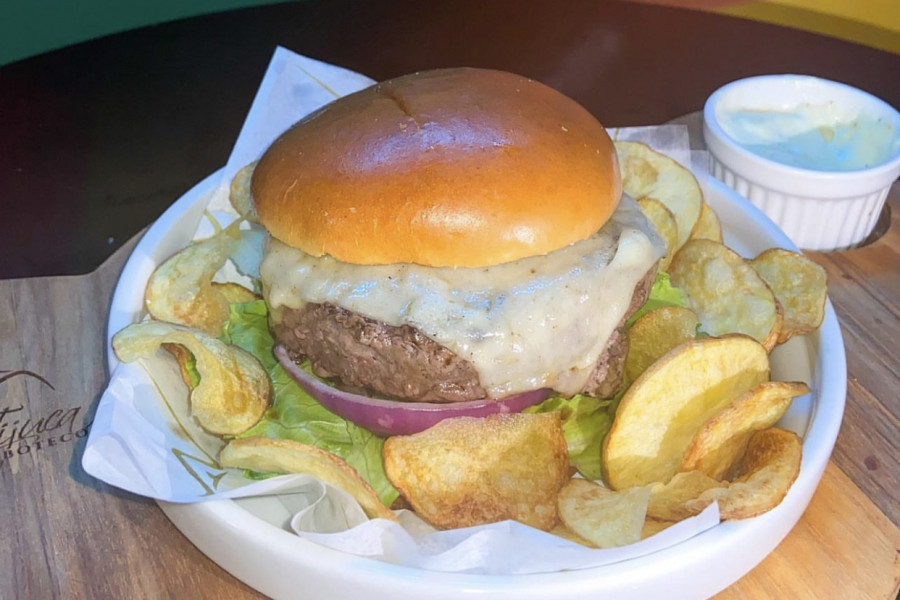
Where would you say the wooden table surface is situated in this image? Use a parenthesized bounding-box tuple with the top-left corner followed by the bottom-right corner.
(1, 1, 898, 598)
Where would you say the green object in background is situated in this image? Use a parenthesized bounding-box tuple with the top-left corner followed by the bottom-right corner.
(0, 0, 287, 66)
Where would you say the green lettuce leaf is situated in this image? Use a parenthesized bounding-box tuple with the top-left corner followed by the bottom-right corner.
(181, 349, 201, 389)
(627, 271, 686, 326)
(525, 393, 613, 480)
(221, 300, 399, 506)
(525, 271, 686, 481)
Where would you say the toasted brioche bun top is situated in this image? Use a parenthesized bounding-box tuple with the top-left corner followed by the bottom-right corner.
(251, 68, 620, 267)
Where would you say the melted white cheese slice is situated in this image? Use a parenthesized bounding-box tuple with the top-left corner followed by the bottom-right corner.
(261, 196, 664, 397)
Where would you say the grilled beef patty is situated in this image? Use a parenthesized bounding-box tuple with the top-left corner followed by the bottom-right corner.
(271, 267, 656, 403)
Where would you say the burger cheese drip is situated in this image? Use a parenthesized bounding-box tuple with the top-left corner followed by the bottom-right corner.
(260, 195, 664, 399)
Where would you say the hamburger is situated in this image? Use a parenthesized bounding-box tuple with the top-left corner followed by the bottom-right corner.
(242, 68, 665, 423)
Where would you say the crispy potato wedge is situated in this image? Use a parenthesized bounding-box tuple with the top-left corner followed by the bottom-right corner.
(647, 470, 726, 521)
(750, 248, 828, 343)
(680, 381, 810, 479)
(383, 413, 569, 531)
(229, 162, 259, 222)
(558, 478, 651, 549)
(687, 428, 802, 519)
(112, 321, 270, 435)
(616, 141, 703, 251)
(145, 231, 239, 337)
(603, 335, 770, 489)
(690, 202, 724, 243)
(637, 196, 679, 271)
(625, 306, 700, 382)
(670, 239, 782, 351)
(220, 436, 397, 521)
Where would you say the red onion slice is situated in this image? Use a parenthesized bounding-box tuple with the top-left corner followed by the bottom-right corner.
(274, 345, 551, 436)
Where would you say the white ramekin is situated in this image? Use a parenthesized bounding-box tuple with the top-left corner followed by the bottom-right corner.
(703, 74, 900, 251)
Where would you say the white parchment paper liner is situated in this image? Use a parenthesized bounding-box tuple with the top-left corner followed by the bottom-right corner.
(84, 46, 721, 575)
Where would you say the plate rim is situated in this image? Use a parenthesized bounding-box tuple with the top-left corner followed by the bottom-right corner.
(103, 169, 846, 599)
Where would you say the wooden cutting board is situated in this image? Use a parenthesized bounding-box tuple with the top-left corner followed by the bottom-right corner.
(715, 462, 900, 599)
(1, 235, 898, 599)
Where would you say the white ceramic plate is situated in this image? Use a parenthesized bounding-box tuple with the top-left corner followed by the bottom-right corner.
(106, 170, 846, 600)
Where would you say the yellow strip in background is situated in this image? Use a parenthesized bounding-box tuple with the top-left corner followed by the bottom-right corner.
(716, 0, 900, 55)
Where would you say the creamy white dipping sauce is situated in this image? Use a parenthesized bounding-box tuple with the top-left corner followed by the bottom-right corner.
(717, 103, 899, 171)
(260, 196, 664, 398)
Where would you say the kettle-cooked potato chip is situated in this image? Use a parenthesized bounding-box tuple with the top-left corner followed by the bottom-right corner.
(647, 470, 726, 521)
(213, 281, 259, 304)
(558, 478, 651, 548)
(549, 522, 596, 547)
(680, 381, 810, 479)
(670, 239, 782, 351)
(637, 196, 679, 271)
(603, 335, 770, 490)
(625, 305, 700, 382)
(641, 517, 675, 539)
(616, 141, 703, 251)
(112, 321, 270, 435)
(750, 248, 827, 344)
(383, 412, 569, 531)
(686, 427, 802, 519)
(551, 514, 672, 546)
(690, 201, 724, 243)
(220, 437, 397, 521)
(145, 230, 241, 337)
(229, 162, 259, 222)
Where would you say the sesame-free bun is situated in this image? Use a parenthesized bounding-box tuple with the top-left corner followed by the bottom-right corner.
(252, 68, 620, 267)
